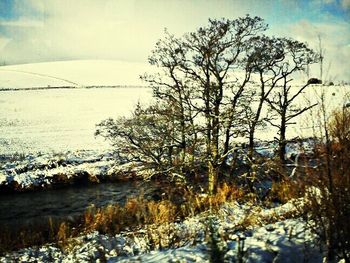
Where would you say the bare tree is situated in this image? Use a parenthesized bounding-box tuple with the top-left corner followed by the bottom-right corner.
(242, 35, 286, 160)
(96, 102, 182, 175)
(265, 39, 319, 163)
(97, 16, 318, 193)
(143, 16, 268, 193)
(141, 30, 200, 174)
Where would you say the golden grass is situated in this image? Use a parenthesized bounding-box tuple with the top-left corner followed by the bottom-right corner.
(0, 178, 303, 254)
(80, 182, 244, 236)
(0, 182, 246, 253)
(268, 179, 305, 204)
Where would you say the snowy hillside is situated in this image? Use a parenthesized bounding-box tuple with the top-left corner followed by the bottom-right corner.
(0, 59, 349, 155)
(0, 60, 152, 89)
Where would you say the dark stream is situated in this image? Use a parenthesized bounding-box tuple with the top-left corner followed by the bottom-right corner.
(0, 181, 156, 229)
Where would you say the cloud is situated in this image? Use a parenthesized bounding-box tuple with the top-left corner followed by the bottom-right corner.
(0, 18, 43, 27)
(341, 0, 350, 9)
(0, 0, 250, 64)
(0, 0, 348, 81)
(286, 19, 350, 81)
(0, 0, 152, 63)
(0, 37, 10, 50)
(322, 0, 335, 4)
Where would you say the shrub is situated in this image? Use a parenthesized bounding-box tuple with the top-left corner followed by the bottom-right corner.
(268, 179, 305, 203)
(303, 166, 350, 261)
(329, 108, 350, 147)
(307, 78, 322, 85)
(300, 107, 350, 261)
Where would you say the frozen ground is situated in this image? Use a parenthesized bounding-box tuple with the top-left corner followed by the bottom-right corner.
(0, 200, 326, 262)
(0, 150, 149, 191)
(0, 137, 316, 192)
(0, 60, 152, 88)
(0, 61, 346, 262)
(0, 60, 153, 154)
(1, 60, 349, 155)
(0, 150, 109, 190)
(0, 87, 152, 154)
(1, 84, 348, 155)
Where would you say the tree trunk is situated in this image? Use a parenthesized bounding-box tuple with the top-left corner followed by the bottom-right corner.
(209, 109, 220, 195)
(248, 128, 255, 161)
(326, 226, 335, 262)
(248, 90, 264, 162)
(279, 116, 286, 164)
(208, 159, 217, 195)
(179, 115, 186, 172)
(221, 119, 232, 171)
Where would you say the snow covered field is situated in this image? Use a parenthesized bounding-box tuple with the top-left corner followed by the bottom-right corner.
(0, 60, 348, 155)
(0, 87, 152, 154)
(0, 60, 152, 89)
(0, 60, 156, 154)
(0, 60, 348, 191)
(0, 60, 347, 262)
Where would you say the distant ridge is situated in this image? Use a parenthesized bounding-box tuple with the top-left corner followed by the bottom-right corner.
(0, 85, 149, 92)
(0, 68, 79, 86)
(0, 60, 152, 89)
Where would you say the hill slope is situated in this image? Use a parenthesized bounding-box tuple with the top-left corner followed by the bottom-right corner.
(0, 60, 152, 89)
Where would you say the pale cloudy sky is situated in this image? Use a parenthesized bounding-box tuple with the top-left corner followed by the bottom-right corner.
(0, 0, 349, 81)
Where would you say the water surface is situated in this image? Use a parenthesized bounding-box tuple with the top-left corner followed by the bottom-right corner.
(0, 181, 156, 228)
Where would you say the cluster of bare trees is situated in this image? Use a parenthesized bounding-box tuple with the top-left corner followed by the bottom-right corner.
(96, 15, 318, 193)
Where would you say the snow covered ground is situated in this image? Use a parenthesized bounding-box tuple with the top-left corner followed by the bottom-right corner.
(0, 200, 325, 262)
(0, 150, 109, 190)
(0, 138, 316, 192)
(1, 84, 348, 155)
(0, 60, 152, 89)
(0, 59, 346, 190)
(0, 87, 152, 154)
(1, 60, 347, 262)
(1, 60, 349, 155)
(0, 60, 154, 154)
(0, 150, 149, 191)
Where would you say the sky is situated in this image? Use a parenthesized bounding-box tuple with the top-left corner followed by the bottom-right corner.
(0, 0, 349, 81)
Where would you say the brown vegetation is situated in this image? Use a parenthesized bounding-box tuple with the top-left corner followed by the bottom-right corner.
(0, 182, 244, 254)
(301, 107, 350, 262)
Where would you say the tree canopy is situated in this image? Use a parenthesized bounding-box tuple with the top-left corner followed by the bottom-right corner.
(96, 15, 318, 193)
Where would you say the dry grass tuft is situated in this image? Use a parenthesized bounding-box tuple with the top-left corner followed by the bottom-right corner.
(268, 179, 305, 204)
(180, 182, 245, 217)
(81, 182, 244, 236)
(283, 107, 350, 261)
(0, 180, 265, 254)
